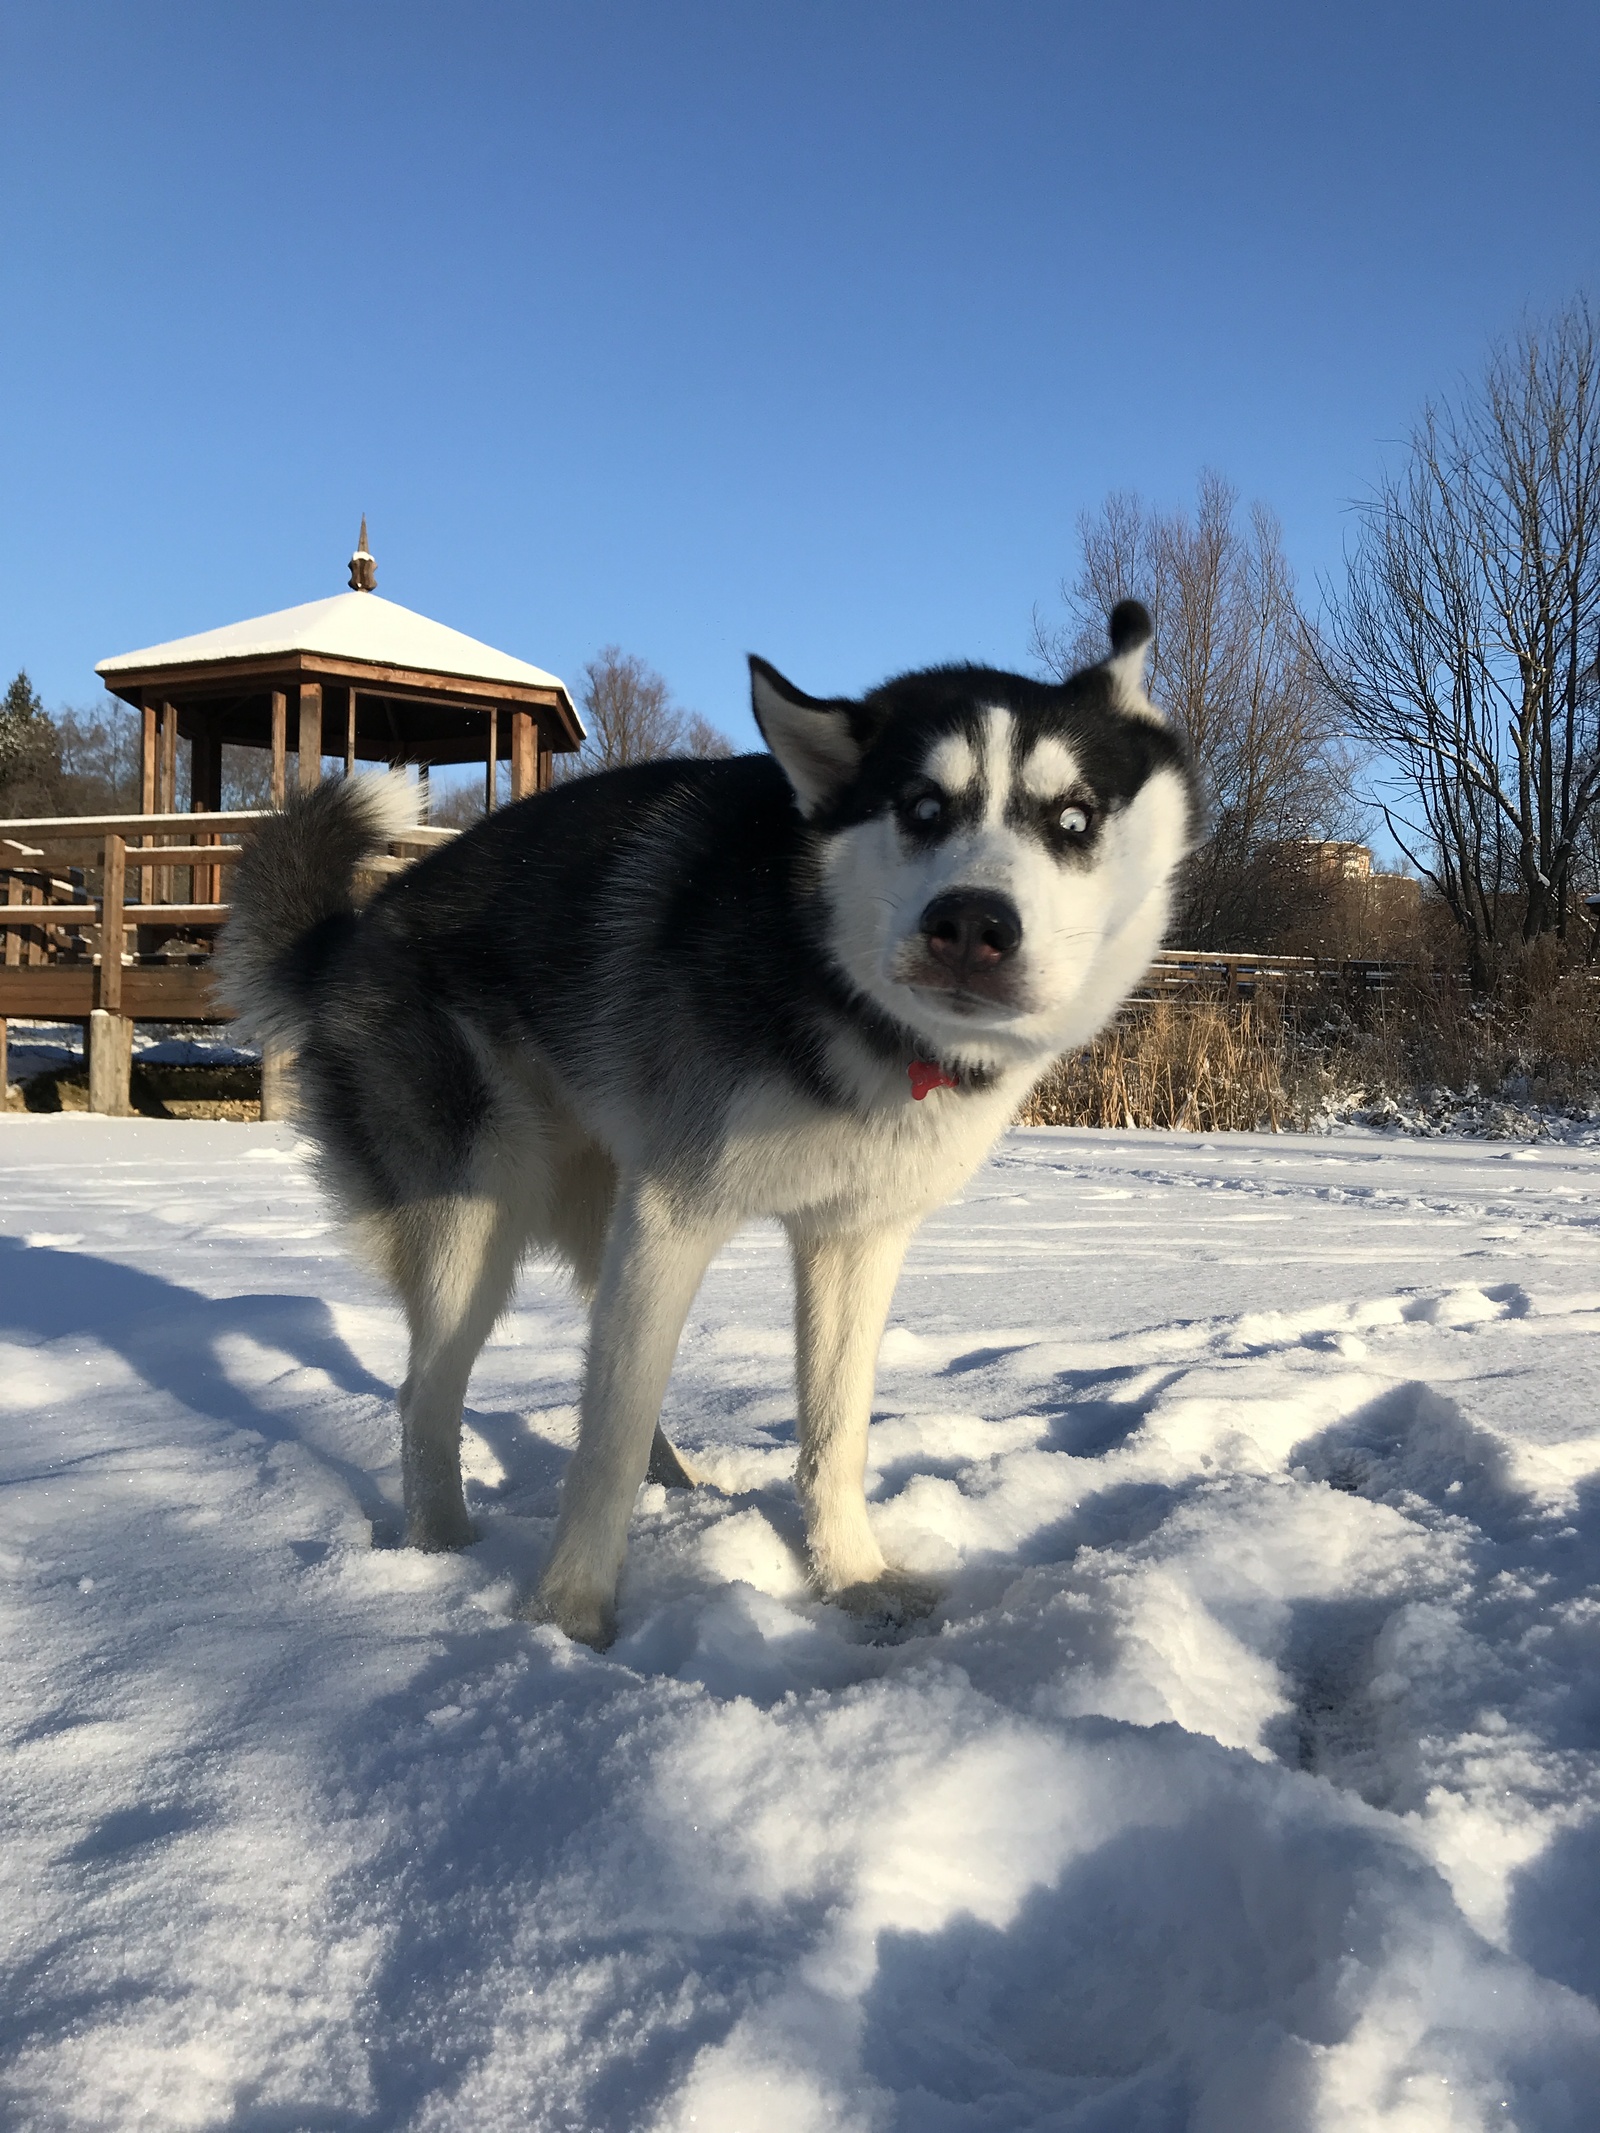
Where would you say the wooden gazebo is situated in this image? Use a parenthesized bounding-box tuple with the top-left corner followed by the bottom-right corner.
(95, 524, 584, 812)
(1, 531, 584, 1115)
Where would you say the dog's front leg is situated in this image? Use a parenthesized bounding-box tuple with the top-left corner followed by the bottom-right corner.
(788, 1220, 916, 1600)
(532, 1177, 730, 1647)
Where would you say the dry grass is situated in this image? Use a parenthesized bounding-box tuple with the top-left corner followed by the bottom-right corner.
(1022, 964, 1600, 1132)
(1305, 954, 1600, 1110)
(1021, 997, 1299, 1131)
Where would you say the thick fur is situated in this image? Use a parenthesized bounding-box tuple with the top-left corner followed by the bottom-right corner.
(224, 611, 1195, 1645)
(220, 772, 417, 1051)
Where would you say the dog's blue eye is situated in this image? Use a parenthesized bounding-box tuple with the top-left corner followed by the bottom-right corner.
(913, 795, 942, 824)
(1059, 804, 1091, 835)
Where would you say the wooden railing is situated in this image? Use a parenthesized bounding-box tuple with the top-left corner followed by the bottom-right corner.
(1, 810, 456, 1010)
(1, 809, 457, 1112)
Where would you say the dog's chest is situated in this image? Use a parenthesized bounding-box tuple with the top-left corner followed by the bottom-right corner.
(712, 1076, 1019, 1225)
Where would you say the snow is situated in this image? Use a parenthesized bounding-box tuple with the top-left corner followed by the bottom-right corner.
(1, 1116, 1598, 2130)
(94, 590, 578, 724)
(5, 1023, 259, 1085)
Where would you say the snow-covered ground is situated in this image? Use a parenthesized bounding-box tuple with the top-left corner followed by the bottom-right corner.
(2, 1116, 1598, 2131)
(3, 1022, 260, 1087)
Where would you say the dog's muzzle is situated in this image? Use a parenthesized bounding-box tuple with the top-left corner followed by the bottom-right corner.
(913, 889, 1024, 1005)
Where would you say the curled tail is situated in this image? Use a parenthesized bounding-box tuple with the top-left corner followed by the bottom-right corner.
(220, 774, 415, 1046)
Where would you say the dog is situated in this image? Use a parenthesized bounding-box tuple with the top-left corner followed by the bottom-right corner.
(223, 600, 1194, 1646)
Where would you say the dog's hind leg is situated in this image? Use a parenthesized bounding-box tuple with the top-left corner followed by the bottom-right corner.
(544, 1141, 698, 1493)
(532, 1176, 731, 1645)
(379, 1194, 529, 1551)
(787, 1219, 916, 1599)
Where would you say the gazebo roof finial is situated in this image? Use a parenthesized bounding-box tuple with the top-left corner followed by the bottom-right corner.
(348, 516, 377, 593)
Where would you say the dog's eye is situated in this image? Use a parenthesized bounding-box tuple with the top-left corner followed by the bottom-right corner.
(1058, 803, 1091, 836)
(912, 794, 943, 824)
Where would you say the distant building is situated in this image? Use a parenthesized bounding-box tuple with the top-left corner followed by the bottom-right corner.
(1295, 840, 1373, 883)
(1281, 840, 1420, 916)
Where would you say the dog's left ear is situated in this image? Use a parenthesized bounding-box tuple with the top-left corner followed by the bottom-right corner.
(749, 656, 860, 814)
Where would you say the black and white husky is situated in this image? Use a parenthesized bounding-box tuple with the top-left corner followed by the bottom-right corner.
(224, 602, 1194, 1646)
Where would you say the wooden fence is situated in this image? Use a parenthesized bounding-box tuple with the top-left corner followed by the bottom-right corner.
(1131, 948, 1408, 1001)
(1, 809, 454, 1113)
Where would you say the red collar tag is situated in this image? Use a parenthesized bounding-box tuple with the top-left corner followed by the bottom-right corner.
(909, 1059, 960, 1101)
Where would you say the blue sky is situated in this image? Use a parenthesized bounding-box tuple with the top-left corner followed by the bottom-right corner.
(3, 1, 1598, 753)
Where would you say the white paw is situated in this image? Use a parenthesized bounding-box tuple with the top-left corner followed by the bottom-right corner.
(524, 1578, 617, 1650)
(829, 1570, 942, 1637)
(806, 1532, 889, 1597)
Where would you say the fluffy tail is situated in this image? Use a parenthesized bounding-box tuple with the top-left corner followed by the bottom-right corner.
(219, 774, 416, 1046)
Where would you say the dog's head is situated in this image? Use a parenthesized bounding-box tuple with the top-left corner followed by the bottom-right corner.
(750, 603, 1196, 1070)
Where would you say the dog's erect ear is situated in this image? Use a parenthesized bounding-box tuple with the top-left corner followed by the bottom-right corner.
(1102, 599, 1163, 720)
(749, 656, 861, 814)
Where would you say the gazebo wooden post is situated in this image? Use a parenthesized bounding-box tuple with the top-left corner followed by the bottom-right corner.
(264, 689, 297, 1116)
(140, 699, 158, 812)
(509, 708, 536, 801)
(157, 702, 177, 809)
(135, 700, 159, 935)
(485, 705, 498, 812)
(270, 692, 287, 807)
(344, 687, 357, 778)
(538, 739, 554, 792)
(297, 683, 323, 793)
(155, 702, 177, 902)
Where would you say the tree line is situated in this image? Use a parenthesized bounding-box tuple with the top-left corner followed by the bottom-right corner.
(1034, 298, 1600, 985)
(1319, 299, 1600, 988)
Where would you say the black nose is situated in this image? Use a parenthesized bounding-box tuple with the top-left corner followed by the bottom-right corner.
(919, 890, 1023, 976)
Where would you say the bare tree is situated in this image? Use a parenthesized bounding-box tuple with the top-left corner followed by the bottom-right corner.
(53, 701, 143, 811)
(556, 646, 732, 781)
(1034, 473, 1356, 946)
(218, 745, 276, 811)
(1320, 300, 1600, 987)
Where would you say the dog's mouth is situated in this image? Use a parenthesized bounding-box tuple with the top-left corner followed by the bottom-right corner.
(902, 962, 1029, 1019)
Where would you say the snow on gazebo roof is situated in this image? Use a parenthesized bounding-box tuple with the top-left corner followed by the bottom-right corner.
(96, 589, 574, 710)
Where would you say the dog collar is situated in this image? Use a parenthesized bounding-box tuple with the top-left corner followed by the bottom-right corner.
(908, 1059, 961, 1101)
